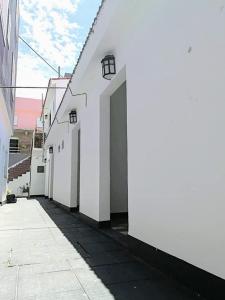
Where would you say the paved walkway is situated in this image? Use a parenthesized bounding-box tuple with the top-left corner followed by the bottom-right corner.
(0, 198, 204, 300)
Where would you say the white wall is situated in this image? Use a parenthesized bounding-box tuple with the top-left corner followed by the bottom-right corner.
(44, 0, 225, 280)
(43, 78, 69, 135)
(49, 123, 74, 207)
(0, 90, 12, 203)
(125, 0, 225, 280)
(30, 149, 45, 196)
(8, 171, 30, 197)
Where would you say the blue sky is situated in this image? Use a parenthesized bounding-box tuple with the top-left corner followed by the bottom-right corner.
(17, 0, 102, 99)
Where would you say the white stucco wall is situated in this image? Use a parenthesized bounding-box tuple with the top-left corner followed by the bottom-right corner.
(44, 78, 69, 135)
(48, 123, 73, 207)
(0, 90, 12, 203)
(8, 171, 30, 197)
(44, 0, 225, 280)
(0, 124, 9, 203)
(30, 149, 45, 196)
(125, 0, 225, 280)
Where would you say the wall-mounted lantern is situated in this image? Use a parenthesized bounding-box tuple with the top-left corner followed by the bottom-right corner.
(44, 158, 47, 163)
(49, 146, 53, 154)
(44, 114, 48, 119)
(69, 110, 77, 124)
(101, 55, 116, 80)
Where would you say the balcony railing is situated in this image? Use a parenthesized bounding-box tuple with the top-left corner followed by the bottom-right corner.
(9, 147, 20, 153)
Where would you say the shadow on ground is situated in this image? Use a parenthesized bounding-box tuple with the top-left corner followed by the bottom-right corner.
(34, 197, 204, 300)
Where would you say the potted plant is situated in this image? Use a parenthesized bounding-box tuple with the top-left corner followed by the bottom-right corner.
(22, 183, 29, 196)
(6, 189, 16, 203)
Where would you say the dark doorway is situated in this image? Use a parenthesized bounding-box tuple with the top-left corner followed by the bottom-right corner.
(9, 138, 19, 153)
(77, 129, 81, 208)
(110, 81, 128, 234)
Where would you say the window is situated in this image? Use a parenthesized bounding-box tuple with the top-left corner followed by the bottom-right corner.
(11, 53, 16, 102)
(37, 166, 44, 173)
(14, 115, 18, 126)
(7, 10, 11, 48)
(36, 117, 42, 128)
(9, 138, 19, 153)
(49, 112, 51, 128)
(4, 150, 8, 178)
(34, 132, 43, 148)
(62, 140, 64, 149)
(0, 0, 9, 44)
(58, 145, 60, 152)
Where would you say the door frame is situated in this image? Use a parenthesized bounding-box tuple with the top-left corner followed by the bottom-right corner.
(99, 66, 127, 222)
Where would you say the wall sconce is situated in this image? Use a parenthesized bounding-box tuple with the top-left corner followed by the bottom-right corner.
(49, 146, 53, 154)
(101, 55, 116, 80)
(69, 110, 77, 124)
(44, 114, 48, 119)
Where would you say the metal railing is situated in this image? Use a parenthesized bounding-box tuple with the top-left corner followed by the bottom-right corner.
(9, 147, 20, 153)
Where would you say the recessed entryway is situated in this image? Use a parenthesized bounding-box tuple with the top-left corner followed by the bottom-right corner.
(110, 81, 128, 234)
(71, 126, 81, 210)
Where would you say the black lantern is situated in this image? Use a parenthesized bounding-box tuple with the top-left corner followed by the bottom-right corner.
(49, 146, 53, 154)
(69, 110, 77, 124)
(44, 114, 48, 119)
(101, 55, 116, 80)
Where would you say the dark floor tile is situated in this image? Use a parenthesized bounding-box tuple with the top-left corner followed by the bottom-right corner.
(85, 250, 135, 267)
(79, 241, 123, 254)
(107, 279, 200, 300)
(89, 261, 157, 284)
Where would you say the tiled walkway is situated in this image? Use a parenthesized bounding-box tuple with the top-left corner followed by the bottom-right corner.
(0, 198, 204, 300)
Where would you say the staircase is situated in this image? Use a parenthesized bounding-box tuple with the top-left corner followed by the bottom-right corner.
(8, 157, 31, 182)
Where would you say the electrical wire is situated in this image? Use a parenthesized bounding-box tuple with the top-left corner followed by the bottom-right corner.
(19, 35, 60, 76)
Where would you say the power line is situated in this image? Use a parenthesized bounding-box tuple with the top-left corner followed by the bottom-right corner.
(0, 86, 66, 89)
(19, 35, 60, 76)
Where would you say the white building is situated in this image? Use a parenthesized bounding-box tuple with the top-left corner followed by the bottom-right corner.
(0, 1, 19, 203)
(43, 0, 225, 295)
(43, 76, 70, 199)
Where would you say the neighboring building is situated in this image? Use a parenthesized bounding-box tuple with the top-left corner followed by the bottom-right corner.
(9, 97, 42, 154)
(42, 76, 70, 199)
(8, 97, 44, 197)
(0, 0, 19, 204)
(9, 77, 69, 198)
(43, 0, 225, 297)
(43, 77, 70, 138)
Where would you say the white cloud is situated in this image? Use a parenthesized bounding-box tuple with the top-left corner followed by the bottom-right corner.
(16, 0, 81, 99)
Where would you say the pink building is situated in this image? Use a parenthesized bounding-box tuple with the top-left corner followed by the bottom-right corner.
(9, 97, 43, 154)
(14, 97, 42, 130)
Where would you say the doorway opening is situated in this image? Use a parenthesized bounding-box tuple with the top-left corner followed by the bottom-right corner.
(48, 153, 54, 200)
(77, 129, 81, 208)
(71, 126, 81, 210)
(110, 81, 128, 235)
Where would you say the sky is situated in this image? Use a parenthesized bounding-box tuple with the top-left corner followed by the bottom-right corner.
(16, 0, 102, 99)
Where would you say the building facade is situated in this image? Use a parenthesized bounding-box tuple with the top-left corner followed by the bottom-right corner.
(8, 97, 44, 197)
(0, 0, 19, 203)
(42, 76, 70, 199)
(43, 0, 225, 295)
(9, 97, 42, 154)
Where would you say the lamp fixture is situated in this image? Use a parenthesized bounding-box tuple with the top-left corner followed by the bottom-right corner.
(49, 146, 53, 154)
(101, 55, 116, 80)
(69, 110, 77, 124)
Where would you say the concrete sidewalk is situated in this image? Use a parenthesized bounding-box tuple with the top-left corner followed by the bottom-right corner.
(0, 198, 204, 300)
